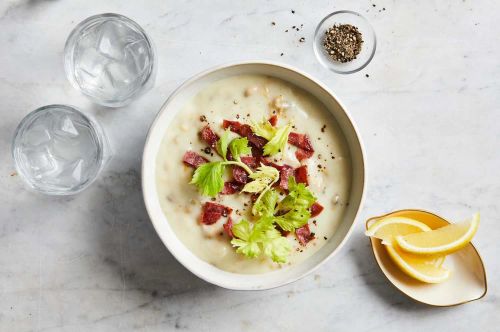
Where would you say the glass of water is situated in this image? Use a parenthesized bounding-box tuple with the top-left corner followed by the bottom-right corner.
(12, 105, 111, 195)
(64, 13, 156, 107)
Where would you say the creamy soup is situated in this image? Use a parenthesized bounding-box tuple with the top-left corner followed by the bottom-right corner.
(156, 74, 351, 274)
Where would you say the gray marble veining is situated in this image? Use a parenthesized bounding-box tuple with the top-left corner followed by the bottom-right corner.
(0, 0, 499, 331)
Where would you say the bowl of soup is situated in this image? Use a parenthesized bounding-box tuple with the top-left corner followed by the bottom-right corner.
(142, 62, 365, 289)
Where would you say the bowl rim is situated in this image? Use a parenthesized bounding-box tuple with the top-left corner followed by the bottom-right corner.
(141, 60, 366, 290)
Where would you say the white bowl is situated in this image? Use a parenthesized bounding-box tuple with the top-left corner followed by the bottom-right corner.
(142, 61, 366, 290)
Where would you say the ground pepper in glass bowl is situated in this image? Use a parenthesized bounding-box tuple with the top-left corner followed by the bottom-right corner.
(313, 11, 376, 74)
(323, 24, 363, 63)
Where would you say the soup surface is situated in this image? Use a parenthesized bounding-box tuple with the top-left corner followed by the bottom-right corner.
(156, 74, 351, 273)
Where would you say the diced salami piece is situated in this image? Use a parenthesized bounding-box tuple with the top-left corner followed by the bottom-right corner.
(221, 181, 243, 195)
(238, 124, 253, 137)
(251, 146, 264, 159)
(247, 133, 267, 149)
(223, 119, 242, 133)
(295, 148, 314, 161)
(294, 165, 309, 186)
(240, 156, 259, 169)
(276, 225, 290, 237)
(200, 202, 233, 225)
(222, 119, 267, 149)
(200, 125, 219, 148)
(182, 151, 208, 168)
(268, 115, 278, 126)
(232, 166, 249, 184)
(296, 224, 315, 246)
(288, 132, 314, 152)
(310, 202, 324, 217)
(261, 159, 280, 169)
(250, 193, 259, 203)
(223, 217, 234, 238)
(201, 211, 222, 225)
(278, 165, 294, 190)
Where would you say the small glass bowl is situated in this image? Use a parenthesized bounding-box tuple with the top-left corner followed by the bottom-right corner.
(313, 10, 376, 74)
(12, 105, 111, 195)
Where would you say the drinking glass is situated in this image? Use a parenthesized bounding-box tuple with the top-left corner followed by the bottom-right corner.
(64, 13, 156, 107)
(12, 105, 111, 195)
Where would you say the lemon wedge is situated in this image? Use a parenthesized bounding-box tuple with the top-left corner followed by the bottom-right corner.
(385, 245, 450, 283)
(365, 216, 431, 244)
(395, 213, 480, 255)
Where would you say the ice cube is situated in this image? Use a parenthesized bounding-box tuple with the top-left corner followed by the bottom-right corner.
(49, 134, 82, 162)
(105, 62, 138, 97)
(71, 159, 84, 182)
(22, 124, 51, 147)
(97, 21, 138, 61)
(74, 47, 108, 78)
(21, 146, 57, 178)
(77, 23, 104, 50)
(60, 116, 79, 137)
(124, 38, 150, 75)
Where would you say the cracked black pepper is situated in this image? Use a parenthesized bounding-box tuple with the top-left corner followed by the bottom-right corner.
(323, 24, 363, 63)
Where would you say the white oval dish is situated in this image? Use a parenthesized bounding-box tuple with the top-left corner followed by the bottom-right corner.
(142, 62, 366, 290)
(366, 210, 487, 306)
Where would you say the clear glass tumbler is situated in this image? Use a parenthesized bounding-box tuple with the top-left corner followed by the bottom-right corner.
(12, 105, 111, 195)
(64, 13, 156, 107)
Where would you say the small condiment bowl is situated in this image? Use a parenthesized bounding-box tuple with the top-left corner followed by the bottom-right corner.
(313, 10, 376, 74)
(366, 209, 487, 306)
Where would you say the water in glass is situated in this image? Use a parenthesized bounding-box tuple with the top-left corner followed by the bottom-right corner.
(12, 105, 107, 195)
(65, 14, 155, 107)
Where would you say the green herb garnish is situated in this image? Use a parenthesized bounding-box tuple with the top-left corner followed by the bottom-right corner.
(274, 208, 311, 232)
(231, 217, 292, 263)
(232, 177, 316, 262)
(250, 119, 276, 140)
(242, 165, 279, 193)
(252, 189, 279, 217)
(248, 120, 292, 157)
(241, 165, 280, 215)
(262, 123, 292, 156)
(190, 133, 254, 197)
(216, 129, 232, 161)
(278, 176, 316, 212)
(190, 162, 226, 197)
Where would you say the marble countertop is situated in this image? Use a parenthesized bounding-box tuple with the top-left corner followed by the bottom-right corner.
(1, 0, 499, 331)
